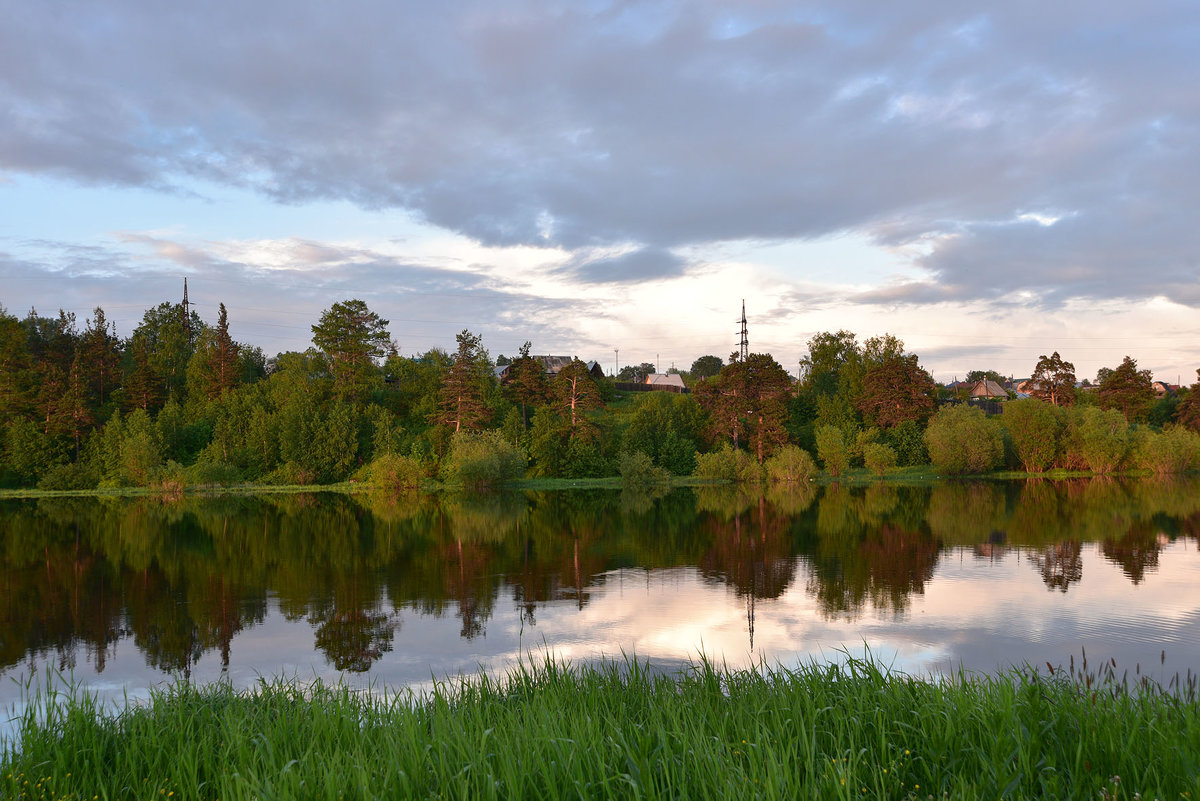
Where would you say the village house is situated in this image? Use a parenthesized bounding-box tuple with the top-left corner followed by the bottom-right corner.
(493, 355, 605, 383)
(644, 373, 687, 392)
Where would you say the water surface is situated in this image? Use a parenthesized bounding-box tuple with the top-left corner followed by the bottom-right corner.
(3, 478, 1199, 736)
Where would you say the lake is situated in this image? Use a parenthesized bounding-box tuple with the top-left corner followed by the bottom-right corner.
(3, 478, 1199, 737)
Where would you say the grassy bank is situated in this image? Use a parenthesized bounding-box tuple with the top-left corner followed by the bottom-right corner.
(0, 468, 1143, 500)
(4, 658, 1198, 800)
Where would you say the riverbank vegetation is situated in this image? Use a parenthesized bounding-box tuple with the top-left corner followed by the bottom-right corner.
(3, 298, 1200, 493)
(3, 655, 1197, 800)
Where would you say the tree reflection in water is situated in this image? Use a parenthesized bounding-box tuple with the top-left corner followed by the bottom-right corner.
(1, 476, 1199, 677)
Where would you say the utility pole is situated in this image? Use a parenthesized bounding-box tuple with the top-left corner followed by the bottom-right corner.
(614, 348, 619, 377)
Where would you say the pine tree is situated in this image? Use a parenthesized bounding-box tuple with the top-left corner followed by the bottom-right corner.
(189, 302, 241, 401)
(0, 306, 32, 420)
(124, 333, 162, 412)
(1030, 352, 1077, 407)
(1098, 356, 1154, 423)
(435, 330, 491, 432)
(553, 358, 602, 432)
(506, 341, 549, 429)
(311, 299, 392, 400)
(79, 306, 122, 410)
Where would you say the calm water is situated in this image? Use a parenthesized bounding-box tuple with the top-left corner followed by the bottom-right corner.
(3, 478, 1200, 734)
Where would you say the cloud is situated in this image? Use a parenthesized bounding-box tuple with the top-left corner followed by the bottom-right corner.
(558, 247, 689, 283)
(2, 2, 1199, 303)
(0, 234, 604, 358)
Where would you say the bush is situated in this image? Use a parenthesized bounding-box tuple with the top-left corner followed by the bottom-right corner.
(884, 420, 928, 466)
(692, 446, 762, 484)
(440, 430, 526, 489)
(764, 445, 818, 483)
(617, 451, 670, 487)
(862, 443, 898, 476)
(1002, 399, 1064, 472)
(924, 405, 1003, 475)
(1133, 425, 1200, 475)
(364, 453, 426, 493)
(36, 461, 97, 491)
(1063, 407, 1129, 474)
(185, 460, 243, 487)
(814, 425, 850, 477)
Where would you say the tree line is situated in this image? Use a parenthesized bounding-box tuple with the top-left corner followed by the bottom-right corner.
(2, 297, 1200, 490)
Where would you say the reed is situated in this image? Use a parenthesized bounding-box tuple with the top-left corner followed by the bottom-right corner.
(3, 655, 1198, 800)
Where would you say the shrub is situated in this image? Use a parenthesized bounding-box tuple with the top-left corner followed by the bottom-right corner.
(36, 462, 97, 491)
(1133, 425, 1200, 475)
(764, 445, 818, 483)
(814, 425, 850, 477)
(862, 443, 898, 476)
(1063, 407, 1129, 474)
(617, 451, 670, 487)
(1002, 399, 1064, 472)
(923, 405, 1003, 474)
(185, 460, 243, 487)
(440, 430, 526, 489)
(692, 446, 762, 484)
(885, 420, 928, 466)
(364, 453, 426, 493)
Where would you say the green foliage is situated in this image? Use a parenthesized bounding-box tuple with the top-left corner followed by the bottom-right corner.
(1002, 399, 1064, 472)
(1132, 425, 1200, 475)
(623, 392, 704, 475)
(1028, 352, 1077, 407)
(277, 398, 362, 483)
(1063, 406, 1130, 474)
(183, 460, 243, 487)
(364, 453, 426, 492)
(883, 420, 927, 466)
(617, 450, 670, 487)
(923, 405, 1003, 475)
(311, 299, 393, 399)
(692, 445, 762, 483)
(1098, 355, 1154, 423)
(440, 430, 525, 489)
(763, 445, 817, 483)
(120, 408, 165, 485)
(814, 425, 850, 476)
(862, 442, 898, 476)
(2, 417, 61, 486)
(36, 460, 97, 490)
(688, 354, 723, 379)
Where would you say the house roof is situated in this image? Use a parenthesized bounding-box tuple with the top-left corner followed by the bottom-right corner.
(534, 355, 575, 374)
(968, 379, 1008, 398)
(645, 373, 686, 388)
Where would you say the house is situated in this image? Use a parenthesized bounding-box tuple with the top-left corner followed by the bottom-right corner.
(494, 356, 604, 383)
(644, 373, 686, 392)
(966, 379, 1008, 399)
(534, 355, 575, 376)
(1152, 381, 1174, 398)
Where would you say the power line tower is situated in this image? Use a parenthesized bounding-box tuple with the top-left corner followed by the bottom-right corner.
(736, 300, 749, 361)
(181, 277, 197, 339)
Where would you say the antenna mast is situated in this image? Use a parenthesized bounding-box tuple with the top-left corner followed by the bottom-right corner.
(181, 278, 196, 338)
(737, 300, 749, 360)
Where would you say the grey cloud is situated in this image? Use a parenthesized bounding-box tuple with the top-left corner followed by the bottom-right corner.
(2, 1, 1199, 299)
(559, 247, 689, 283)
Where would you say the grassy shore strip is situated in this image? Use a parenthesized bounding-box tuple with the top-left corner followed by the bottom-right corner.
(0, 467, 1166, 500)
(4, 659, 1198, 801)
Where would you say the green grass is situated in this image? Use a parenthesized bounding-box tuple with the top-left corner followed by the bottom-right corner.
(4, 656, 1198, 800)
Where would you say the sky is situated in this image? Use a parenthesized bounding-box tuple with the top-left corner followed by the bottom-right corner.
(2, 1, 1199, 383)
